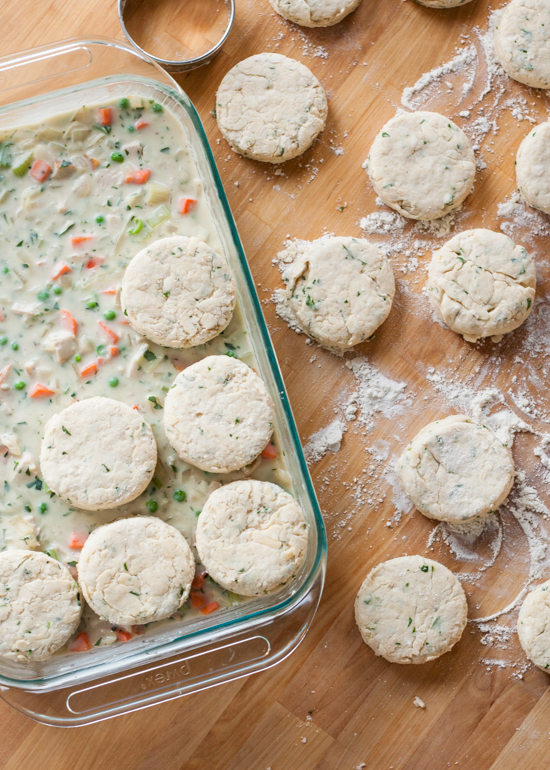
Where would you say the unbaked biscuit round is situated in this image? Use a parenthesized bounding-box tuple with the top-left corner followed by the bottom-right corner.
(121, 236, 236, 349)
(280, 235, 395, 352)
(366, 111, 476, 221)
(40, 397, 157, 511)
(78, 517, 195, 626)
(355, 555, 468, 664)
(413, 0, 475, 6)
(164, 356, 275, 474)
(269, 0, 361, 26)
(398, 415, 515, 523)
(427, 229, 536, 343)
(518, 580, 550, 671)
(495, 0, 550, 89)
(216, 53, 328, 163)
(0, 550, 81, 663)
(195, 480, 308, 596)
(516, 122, 550, 214)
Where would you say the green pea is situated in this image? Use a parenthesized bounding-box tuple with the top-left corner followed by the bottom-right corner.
(0, 336, 7, 345)
(128, 126, 136, 133)
(119, 97, 130, 109)
(174, 490, 186, 503)
(11, 341, 18, 351)
(111, 151, 124, 163)
(104, 309, 116, 320)
(109, 376, 119, 388)
(86, 300, 98, 309)
(39, 503, 48, 514)
(2, 267, 8, 274)
(96, 214, 105, 224)
(146, 499, 158, 513)
(14, 381, 25, 390)
(37, 290, 49, 301)
(75, 354, 82, 362)
(53, 286, 63, 295)
(151, 102, 163, 113)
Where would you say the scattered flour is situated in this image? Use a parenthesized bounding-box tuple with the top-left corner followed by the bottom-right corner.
(344, 357, 410, 430)
(360, 210, 406, 235)
(401, 45, 477, 110)
(497, 192, 550, 243)
(428, 513, 503, 571)
(474, 472, 550, 623)
(304, 419, 347, 464)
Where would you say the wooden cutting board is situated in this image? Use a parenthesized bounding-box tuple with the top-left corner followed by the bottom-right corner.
(1, 0, 550, 768)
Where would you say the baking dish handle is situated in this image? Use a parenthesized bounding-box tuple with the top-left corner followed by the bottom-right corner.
(0, 568, 323, 727)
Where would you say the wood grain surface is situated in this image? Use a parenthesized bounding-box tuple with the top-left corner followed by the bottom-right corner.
(1, 0, 550, 768)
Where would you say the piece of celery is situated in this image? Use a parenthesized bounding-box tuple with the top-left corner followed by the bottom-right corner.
(12, 151, 33, 177)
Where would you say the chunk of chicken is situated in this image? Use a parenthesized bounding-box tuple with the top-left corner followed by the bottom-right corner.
(42, 330, 76, 363)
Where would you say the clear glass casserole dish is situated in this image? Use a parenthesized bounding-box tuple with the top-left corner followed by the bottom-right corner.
(0, 36, 326, 727)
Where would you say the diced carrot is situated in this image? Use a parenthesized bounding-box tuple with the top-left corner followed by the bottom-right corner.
(98, 320, 120, 343)
(69, 632, 91, 653)
(191, 571, 206, 590)
(109, 345, 119, 358)
(135, 119, 149, 130)
(179, 197, 197, 215)
(52, 262, 71, 280)
(119, 318, 130, 325)
(190, 591, 206, 609)
(68, 531, 88, 549)
(85, 256, 104, 269)
(126, 169, 151, 185)
(261, 442, 278, 460)
(96, 357, 105, 367)
(59, 308, 78, 336)
(84, 154, 100, 170)
(102, 286, 118, 295)
(80, 361, 98, 378)
(30, 159, 52, 183)
(115, 629, 133, 643)
(200, 601, 220, 616)
(96, 107, 113, 126)
(71, 235, 94, 248)
(132, 404, 140, 411)
(29, 383, 55, 398)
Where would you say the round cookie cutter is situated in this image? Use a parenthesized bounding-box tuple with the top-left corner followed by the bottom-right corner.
(118, 0, 235, 73)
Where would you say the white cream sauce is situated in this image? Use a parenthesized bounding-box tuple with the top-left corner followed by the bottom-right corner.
(0, 96, 290, 655)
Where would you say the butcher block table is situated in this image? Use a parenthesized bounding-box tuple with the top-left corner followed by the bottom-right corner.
(2, 0, 550, 767)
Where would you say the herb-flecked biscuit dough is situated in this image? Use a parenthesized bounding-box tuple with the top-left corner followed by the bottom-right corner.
(494, 0, 550, 88)
(121, 236, 236, 349)
(355, 555, 468, 664)
(0, 550, 81, 663)
(164, 356, 275, 473)
(40, 397, 157, 511)
(216, 53, 328, 163)
(279, 235, 395, 352)
(366, 111, 476, 221)
(516, 122, 550, 214)
(195, 480, 308, 596)
(427, 229, 536, 343)
(413, 0, 475, 6)
(517, 580, 550, 671)
(269, 0, 361, 26)
(398, 415, 515, 524)
(78, 517, 195, 626)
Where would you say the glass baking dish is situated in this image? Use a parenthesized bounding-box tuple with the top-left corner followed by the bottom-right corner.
(0, 37, 326, 727)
